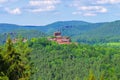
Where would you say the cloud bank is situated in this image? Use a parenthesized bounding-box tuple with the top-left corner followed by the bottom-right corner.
(0, 0, 119, 16)
(28, 0, 61, 13)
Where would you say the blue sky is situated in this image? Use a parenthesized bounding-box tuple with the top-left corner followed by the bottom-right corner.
(0, 0, 120, 25)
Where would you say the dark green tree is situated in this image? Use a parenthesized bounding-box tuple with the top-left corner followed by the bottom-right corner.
(1, 37, 31, 80)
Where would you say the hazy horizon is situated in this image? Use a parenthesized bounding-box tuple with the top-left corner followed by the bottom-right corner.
(0, 19, 120, 26)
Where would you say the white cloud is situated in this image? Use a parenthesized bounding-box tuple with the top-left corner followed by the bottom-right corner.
(29, 6, 55, 13)
(72, 11, 96, 16)
(5, 8, 21, 14)
(83, 13, 96, 16)
(71, 0, 108, 16)
(0, 0, 18, 4)
(28, 0, 61, 13)
(29, 0, 60, 6)
(79, 6, 107, 13)
(0, 0, 7, 3)
(72, 11, 81, 15)
(96, 0, 120, 4)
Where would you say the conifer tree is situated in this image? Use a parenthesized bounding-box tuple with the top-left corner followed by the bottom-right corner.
(88, 71, 96, 80)
(1, 37, 31, 80)
(100, 72, 104, 80)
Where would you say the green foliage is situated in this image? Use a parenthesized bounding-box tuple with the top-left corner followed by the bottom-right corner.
(28, 38, 120, 80)
(1, 20, 120, 44)
(73, 21, 120, 44)
(88, 71, 96, 80)
(0, 29, 47, 45)
(1, 37, 120, 80)
(0, 73, 9, 80)
(1, 20, 120, 80)
(0, 37, 31, 80)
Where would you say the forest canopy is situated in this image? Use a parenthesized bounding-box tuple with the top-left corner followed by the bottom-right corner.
(0, 37, 120, 80)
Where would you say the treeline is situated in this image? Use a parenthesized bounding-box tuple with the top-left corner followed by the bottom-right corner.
(0, 37, 31, 80)
(1, 37, 120, 80)
(28, 38, 120, 80)
(0, 30, 46, 45)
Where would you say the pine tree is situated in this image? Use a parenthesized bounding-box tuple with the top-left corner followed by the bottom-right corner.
(1, 37, 31, 80)
(88, 71, 96, 80)
(100, 72, 104, 80)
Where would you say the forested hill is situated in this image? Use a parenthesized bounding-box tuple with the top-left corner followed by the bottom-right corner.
(74, 20, 120, 44)
(0, 20, 120, 44)
(1, 37, 120, 80)
(1, 22, 120, 79)
(0, 23, 44, 33)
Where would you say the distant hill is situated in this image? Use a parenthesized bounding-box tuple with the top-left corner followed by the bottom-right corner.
(74, 20, 120, 44)
(0, 29, 47, 45)
(0, 21, 101, 34)
(0, 23, 46, 33)
(0, 23, 21, 33)
(0, 20, 120, 44)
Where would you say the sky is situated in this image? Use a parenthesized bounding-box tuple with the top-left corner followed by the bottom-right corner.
(0, 0, 120, 25)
